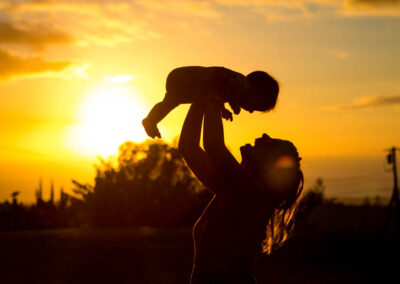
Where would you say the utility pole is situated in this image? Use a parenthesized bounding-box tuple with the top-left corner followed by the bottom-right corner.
(384, 147, 400, 232)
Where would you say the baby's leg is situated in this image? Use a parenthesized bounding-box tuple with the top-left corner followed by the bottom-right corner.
(142, 94, 180, 138)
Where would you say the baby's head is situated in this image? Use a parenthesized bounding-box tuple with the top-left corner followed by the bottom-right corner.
(241, 71, 279, 113)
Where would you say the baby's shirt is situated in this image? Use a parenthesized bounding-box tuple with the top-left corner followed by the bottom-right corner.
(207, 67, 246, 115)
(168, 66, 247, 114)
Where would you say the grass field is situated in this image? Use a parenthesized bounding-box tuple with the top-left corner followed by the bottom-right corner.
(0, 227, 398, 283)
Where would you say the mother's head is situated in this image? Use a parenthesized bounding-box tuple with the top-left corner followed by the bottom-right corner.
(240, 133, 304, 253)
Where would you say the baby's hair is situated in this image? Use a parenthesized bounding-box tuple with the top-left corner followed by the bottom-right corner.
(247, 71, 279, 112)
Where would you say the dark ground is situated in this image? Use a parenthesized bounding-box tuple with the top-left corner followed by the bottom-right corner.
(0, 225, 399, 284)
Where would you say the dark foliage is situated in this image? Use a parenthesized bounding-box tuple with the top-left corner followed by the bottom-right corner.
(0, 140, 212, 230)
(0, 195, 83, 231)
(72, 140, 211, 227)
(296, 177, 326, 225)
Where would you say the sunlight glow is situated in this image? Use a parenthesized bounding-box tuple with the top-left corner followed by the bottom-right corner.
(66, 83, 148, 158)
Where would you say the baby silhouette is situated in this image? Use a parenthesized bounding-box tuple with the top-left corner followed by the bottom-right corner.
(142, 66, 279, 138)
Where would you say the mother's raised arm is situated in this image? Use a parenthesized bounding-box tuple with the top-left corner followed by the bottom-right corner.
(178, 103, 217, 191)
(203, 101, 241, 170)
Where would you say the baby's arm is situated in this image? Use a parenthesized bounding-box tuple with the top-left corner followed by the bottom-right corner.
(206, 93, 233, 121)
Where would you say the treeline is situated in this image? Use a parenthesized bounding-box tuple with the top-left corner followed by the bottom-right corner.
(0, 140, 212, 231)
(1, 140, 338, 232)
(0, 191, 83, 231)
(73, 140, 211, 227)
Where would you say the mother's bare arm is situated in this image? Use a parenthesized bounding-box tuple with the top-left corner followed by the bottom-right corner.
(178, 103, 218, 192)
(203, 101, 241, 171)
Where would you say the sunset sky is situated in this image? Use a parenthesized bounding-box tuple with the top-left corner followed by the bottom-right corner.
(0, 0, 399, 203)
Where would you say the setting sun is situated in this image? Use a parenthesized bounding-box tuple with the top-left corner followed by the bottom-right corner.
(66, 81, 148, 158)
(0, 0, 399, 204)
(1, 1, 400, 281)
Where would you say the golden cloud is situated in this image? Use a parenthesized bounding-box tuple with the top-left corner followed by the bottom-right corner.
(1, 0, 215, 47)
(0, 49, 72, 80)
(323, 95, 400, 111)
(348, 0, 400, 6)
(0, 21, 72, 47)
(1, 0, 399, 52)
(344, 0, 400, 16)
(214, 0, 400, 19)
(212, 0, 340, 21)
(1, 1, 146, 47)
(136, 0, 219, 19)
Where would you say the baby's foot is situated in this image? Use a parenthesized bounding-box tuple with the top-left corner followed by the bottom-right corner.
(142, 118, 161, 138)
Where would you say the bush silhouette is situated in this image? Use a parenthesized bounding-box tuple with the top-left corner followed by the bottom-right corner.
(73, 140, 211, 227)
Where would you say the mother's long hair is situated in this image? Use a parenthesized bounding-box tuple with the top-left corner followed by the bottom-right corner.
(262, 170, 304, 254)
(249, 135, 304, 254)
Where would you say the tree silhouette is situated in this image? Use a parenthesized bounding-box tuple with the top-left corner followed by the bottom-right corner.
(73, 140, 211, 227)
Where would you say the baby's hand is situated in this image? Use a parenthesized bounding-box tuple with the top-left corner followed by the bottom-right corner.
(221, 107, 233, 121)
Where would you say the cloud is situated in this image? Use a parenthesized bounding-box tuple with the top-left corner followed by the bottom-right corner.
(348, 0, 400, 6)
(214, 0, 400, 19)
(344, 0, 400, 16)
(323, 95, 400, 111)
(0, 21, 72, 47)
(0, 49, 72, 80)
(1, 0, 399, 54)
(104, 74, 138, 84)
(1, 0, 216, 47)
(214, 0, 340, 21)
(136, 0, 219, 19)
(1, 1, 151, 47)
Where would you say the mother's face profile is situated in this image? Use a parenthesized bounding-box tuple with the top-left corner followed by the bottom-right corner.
(240, 133, 302, 206)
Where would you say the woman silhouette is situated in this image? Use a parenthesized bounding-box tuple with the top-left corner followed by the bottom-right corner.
(178, 100, 304, 283)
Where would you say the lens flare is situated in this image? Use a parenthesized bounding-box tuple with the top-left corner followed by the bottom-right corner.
(275, 155, 297, 168)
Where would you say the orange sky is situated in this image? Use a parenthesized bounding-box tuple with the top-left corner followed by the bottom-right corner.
(0, 0, 399, 203)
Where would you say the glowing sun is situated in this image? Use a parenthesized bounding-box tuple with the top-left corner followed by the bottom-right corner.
(67, 83, 148, 158)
